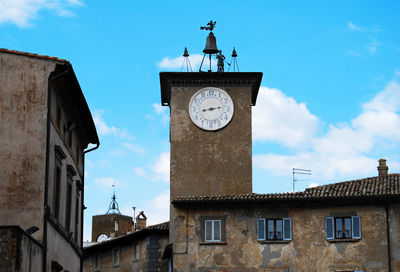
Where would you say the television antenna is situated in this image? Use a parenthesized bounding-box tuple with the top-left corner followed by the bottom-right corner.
(292, 168, 311, 192)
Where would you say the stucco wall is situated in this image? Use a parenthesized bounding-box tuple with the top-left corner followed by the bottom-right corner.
(0, 226, 43, 272)
(0, 53, 57, 242)
(170, 86, 252, 199)
(172, 204, 397, 272)
(83, 232, 169, 272)
(46, 223, 80, 271)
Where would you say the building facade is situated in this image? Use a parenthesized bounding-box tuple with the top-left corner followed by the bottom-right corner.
(159, 68, 400, 271)
(0, 49, 99, 271)
(83, 222, 169, 272)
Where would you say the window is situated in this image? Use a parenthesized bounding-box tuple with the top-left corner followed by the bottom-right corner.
(326, 216, 361, 240)
(94, 254, 100, 271)
(56, 105, 62, 129)
(112, 248, 120, 267)
(74, 189, 80, 240)
(53, 159, 62, 219)
(205, 220, 221, 242)
(257, 218, 292, 241)
(65, 175, 72, 232)
(133, 242, 140, 259)
(53, 146, 66, 220)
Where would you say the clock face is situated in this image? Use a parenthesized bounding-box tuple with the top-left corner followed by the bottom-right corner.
(189, 87, 234, 131)
(97, 233, 109, 242)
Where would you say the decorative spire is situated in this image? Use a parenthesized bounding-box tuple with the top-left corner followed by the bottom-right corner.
(227, 47, 239, 72)
(181, 47, 192, 72)
(106, 184, 121, 214)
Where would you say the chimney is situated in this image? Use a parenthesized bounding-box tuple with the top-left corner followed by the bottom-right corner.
(135, 211, 147, 231)
(377, 158, 388, 177)
(114, 220, 119, 232)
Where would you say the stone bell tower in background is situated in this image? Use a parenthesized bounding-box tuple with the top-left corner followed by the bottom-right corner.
(160, 21, 263, 199)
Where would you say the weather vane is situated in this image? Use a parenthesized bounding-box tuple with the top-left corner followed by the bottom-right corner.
(200, 20, 216, 32)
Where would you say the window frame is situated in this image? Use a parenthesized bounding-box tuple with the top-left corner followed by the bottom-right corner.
(205, 219, 222, 242)
(112, 247, 120, 267)
(257, 218, 292, 242)
(94, 254, 100, 271)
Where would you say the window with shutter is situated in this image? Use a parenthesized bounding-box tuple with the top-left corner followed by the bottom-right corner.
(326, 217, 334, 240)
(352, 216, 361, 239)
(326, 216, 361, 240)
(283, 218, 292, 240)
(258, 218, 292, 241)
(257, 219, 265, 240)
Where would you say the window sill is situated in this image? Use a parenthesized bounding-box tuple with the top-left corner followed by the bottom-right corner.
(199, 241, 227, 245)
(258, 240, 291, 244)
(327, 238, 360, 243)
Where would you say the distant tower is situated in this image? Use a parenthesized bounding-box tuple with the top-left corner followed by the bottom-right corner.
(91, 190, 133, 242)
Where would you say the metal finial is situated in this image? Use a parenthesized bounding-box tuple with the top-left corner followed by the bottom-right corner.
(200, 20, 216, 32)
(106, 184, 121, 214)
(181, 47, 193, 72)
(231, 47, 237, 57)
(183, 47, 189, 57)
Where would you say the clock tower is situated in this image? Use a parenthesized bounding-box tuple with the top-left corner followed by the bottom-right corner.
(160, 72, 262, 198)
(160, 22, 262, 199)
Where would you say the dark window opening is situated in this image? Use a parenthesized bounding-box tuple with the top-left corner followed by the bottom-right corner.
(53, 159, 62, 220)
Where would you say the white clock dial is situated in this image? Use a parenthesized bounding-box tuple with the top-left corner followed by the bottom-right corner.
(97, 233, 109, 242)
(189, 87, 234, 131)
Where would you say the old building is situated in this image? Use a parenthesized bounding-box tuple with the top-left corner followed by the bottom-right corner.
(159, 25, 400, 272)
(0, 49, 99, 271)
(84, 216, 169, 272)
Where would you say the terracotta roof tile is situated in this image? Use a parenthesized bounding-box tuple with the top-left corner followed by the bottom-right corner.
(172, 174, 400, 205)
(0, 48, 68, 63)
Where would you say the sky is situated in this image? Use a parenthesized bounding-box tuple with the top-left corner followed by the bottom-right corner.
(1, 0, 400, 242)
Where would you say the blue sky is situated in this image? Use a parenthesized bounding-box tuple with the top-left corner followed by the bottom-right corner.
(1, 0, 400, 241)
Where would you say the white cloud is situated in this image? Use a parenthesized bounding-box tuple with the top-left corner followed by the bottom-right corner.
(121, 142, 146, 154)
(252, 86, 319, 147)
(254, 80, 400, 181)
(142, 191, 170, 225)
(307, 183, 318, 188)
(0, 0, 83, 27)
(367, 41, 379, 54)
(348, 21, 363, 31)
(93, 111, 134, 140)
(152, 103, 169, 124)
(157, 53, 217, 71)
(133, 152, 170, 183)
(150, 152, 170, 182)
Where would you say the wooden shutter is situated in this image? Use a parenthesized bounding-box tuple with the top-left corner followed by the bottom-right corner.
(283, 218, 292, 240)
(326, 217, 334, 240)
(257, 219, 265, 240)
(352, 216, 361, 239)
(214, 220, 221, 241)
(205, 220, 212, 241)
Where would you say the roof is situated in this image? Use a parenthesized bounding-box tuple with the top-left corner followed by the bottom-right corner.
(0, 48, 68, 63)
(83, 222, 169, 252)
(172, 174, 400, 206)
(160, 72, 263, 106)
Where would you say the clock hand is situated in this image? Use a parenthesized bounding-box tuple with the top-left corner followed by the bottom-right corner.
(202, 106, 222, 112)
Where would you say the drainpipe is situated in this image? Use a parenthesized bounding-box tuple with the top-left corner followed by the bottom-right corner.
(81, 141, 99, 271)
(386, 204, 392, 272)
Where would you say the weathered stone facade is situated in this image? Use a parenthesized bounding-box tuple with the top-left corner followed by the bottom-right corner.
(0, 226, 44, 272)
(83, 222, 169, 272)
(0, 49, 99, 271)
(171, 202, 400, 272)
